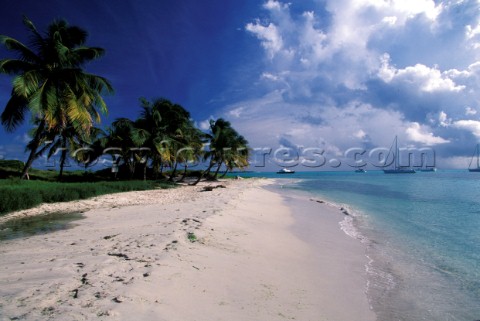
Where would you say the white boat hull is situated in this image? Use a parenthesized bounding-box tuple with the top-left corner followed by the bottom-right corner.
(383, 169, 416, 174)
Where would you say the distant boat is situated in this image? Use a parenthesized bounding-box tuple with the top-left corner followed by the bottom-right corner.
(277, 168, 295, 174)
(468, 144, 480, 172)
(419, 168, 437, 172)
(383, 136, 416, 174)
(355, 168, 367, 173)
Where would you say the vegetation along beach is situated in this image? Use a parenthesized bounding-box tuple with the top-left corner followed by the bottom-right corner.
(2, 1, 480, 320)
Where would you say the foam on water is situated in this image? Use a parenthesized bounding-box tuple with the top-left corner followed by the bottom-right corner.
(339, 215, 358, 239)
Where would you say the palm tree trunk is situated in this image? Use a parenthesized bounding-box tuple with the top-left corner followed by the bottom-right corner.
(219, 167, 229, 179)
(128, 158, 135, 179)
(169, 162, 179, 182)
(59, 149, 67, 180)
(112, 158, 119, 180)
(178, 164, 188, 182)
(211, 161, 223, 180)
(58, 136, 67, 181)
(143, 162, 147, 181)
(21, 119, 46, 179)
(190, 162, 216, 186)
(153, 157, 160, 180)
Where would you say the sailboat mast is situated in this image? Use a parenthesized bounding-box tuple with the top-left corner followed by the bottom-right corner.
(477, 144, 480, 168)
(395, 135, 398, 169)
(384, 136, 415, 173)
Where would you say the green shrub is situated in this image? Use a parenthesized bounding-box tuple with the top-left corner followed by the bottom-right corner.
(0, 180, 176, 215)
(0, 188, 43, 213)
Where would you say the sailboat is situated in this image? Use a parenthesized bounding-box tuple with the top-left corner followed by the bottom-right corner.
(468, 144, 480, 172)
(383, 136, 416, 174)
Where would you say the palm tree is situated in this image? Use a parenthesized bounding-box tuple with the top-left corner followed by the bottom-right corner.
(105, 118, 144, 179)
(176, 124, 205, 182)
(40, 123, 105, 180)
(36, 122, 84, 180)
(210, 120, 250, 179)
(191, 118, 249, 185)
(219, 134, 250, 178)
(135, 98, 197, 181)
(0, 17, 113, 179)
(70, 126, 106, 172)
(134, 98, 169, 179)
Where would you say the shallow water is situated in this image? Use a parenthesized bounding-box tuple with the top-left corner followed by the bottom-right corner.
(240, 171, 480, 321)
(0, 212, 85, 241)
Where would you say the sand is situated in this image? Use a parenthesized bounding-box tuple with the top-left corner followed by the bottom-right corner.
(0, 179, 375, 321)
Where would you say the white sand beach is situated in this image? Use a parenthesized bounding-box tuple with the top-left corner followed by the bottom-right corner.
(0, 179, 375, 321)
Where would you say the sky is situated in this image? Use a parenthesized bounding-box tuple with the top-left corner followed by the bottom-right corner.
(1, 0, 480, 170)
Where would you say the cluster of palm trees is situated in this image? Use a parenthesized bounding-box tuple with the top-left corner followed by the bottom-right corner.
(89, 98, 249, 183)
(0, 17, 249, 182)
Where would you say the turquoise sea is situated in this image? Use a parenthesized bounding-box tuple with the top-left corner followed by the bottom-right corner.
(239, 170, 480, 321)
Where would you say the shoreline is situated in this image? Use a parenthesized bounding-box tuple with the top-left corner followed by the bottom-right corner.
(0, 179, 375, 320)
(272, 185, 375, 320)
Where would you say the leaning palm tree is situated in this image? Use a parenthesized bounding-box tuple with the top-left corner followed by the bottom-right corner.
(134, 98, 169, 179)
(0, 17, 113, 178)
(176, 124, 205, 182)
(135, 98, 195, 180)
(36, 122, 80, 180)
(191, 118, 249, 185)
(70, 126, 106, 172)
(219, 134, 250, 178)
(43, 122, 103, 179)
(167, 123, 205, 182)
(210, 121, 250, 179)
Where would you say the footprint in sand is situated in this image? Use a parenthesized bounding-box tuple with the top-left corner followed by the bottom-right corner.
(164, 240, 178, 251)
(180, 217, 203, 231)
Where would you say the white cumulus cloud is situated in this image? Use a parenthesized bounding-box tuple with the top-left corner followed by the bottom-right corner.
(245, 21, 284, 59)
(406, 122, 449, 145)
(465, 107, 477, 116)
(379, 56, 464, 92)
(453, 120, 480, 138)
(230, 0, 480, 168)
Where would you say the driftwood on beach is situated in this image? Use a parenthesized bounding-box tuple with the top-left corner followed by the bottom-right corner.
(201, 185, 227, 192)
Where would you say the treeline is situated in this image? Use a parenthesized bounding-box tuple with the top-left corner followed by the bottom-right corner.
(74, 98, 249, 182)
(0, 17, 249, 183)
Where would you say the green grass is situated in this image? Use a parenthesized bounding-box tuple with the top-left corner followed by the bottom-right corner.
(0, 159, 183, 216)
(187, 232, 197, 243)
(0, 179, 176, 216)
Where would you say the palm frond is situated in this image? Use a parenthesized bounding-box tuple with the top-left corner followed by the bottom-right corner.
(54, 40, 71, 66)
(0, 35, 39, 63)
(83, 72, 114, 94)
(71, 47, 105, 65)
(1, 90, 29, 131)
(12, 71, 41, 98)
(0, 59, 34, 75)
(66, 92, 93, 131)
(22, 16, 43, 42)
(65, 25, 88, 47)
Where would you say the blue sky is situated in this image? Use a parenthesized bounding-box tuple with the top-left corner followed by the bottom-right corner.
(1, 0, 480, 170)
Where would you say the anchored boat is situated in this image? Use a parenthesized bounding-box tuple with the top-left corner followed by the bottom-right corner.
(468, 144, 480, 172)
(383, 136, 416, 174)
